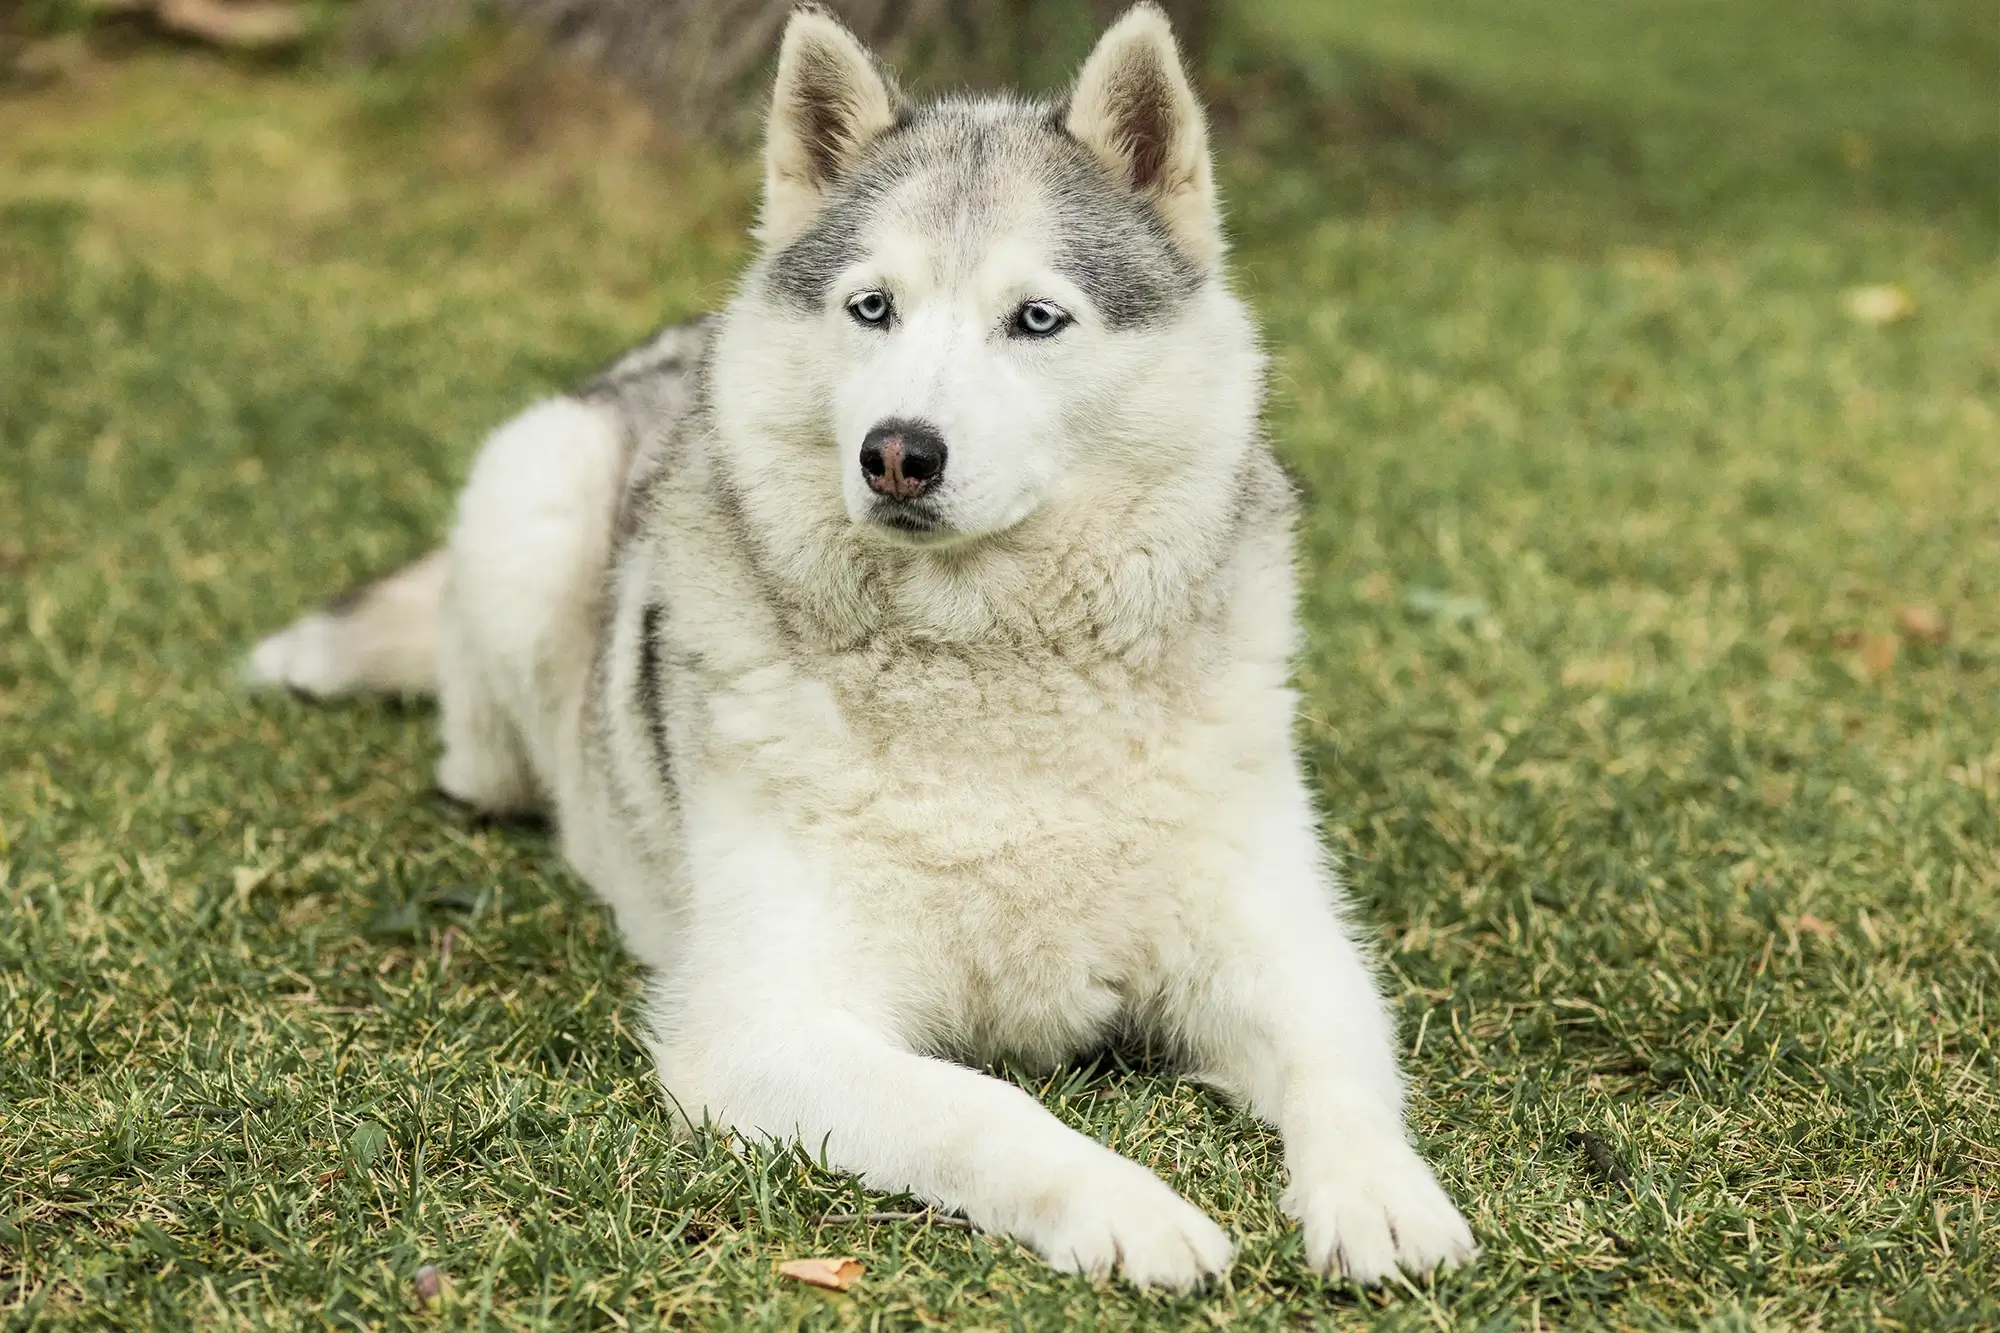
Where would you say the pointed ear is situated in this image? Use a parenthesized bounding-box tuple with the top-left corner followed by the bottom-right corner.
(762, 8, 903, 244)
(1064, 3, 1219, 268)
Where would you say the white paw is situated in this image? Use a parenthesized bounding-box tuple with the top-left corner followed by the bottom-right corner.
(1026, 1152, 1234, 1290)
(244, 615, 348, 697)
(434, 747, 538, 816)
(1286, 1134, 1476, 1286)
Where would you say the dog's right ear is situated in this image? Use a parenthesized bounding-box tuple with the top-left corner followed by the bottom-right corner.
(761, 7, 903, 244)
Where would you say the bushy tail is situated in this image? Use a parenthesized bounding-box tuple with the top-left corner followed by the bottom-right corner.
(245, 549, 448, 699)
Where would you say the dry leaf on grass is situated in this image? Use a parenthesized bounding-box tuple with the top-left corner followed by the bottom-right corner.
(1843, 284, 1915, 326)
(1757, 774, 1796, 810)
(1354, 571, 1395, 604)
(1858, 632, 1898, 678)
(1894, 605, 1948, 645)
(413, 1264, 446, 1307)
(1562, 655, 1633, 690)
(777, 1257, 864, 1292)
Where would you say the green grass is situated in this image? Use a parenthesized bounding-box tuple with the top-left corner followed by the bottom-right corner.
(3, 3, 1997, 1327)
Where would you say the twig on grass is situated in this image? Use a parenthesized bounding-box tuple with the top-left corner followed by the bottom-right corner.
(166, 1101, 271, 1123)
(815, 1210, 973, 1230)
(1568, 1130, 1634, 1193)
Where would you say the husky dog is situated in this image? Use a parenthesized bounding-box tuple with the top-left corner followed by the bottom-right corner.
(248, 4, 1476, 1289)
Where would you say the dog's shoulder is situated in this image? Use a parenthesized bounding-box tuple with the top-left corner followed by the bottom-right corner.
(578, 316, 720, 556)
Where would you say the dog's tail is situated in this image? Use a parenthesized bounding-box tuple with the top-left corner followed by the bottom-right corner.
(245, 549, 447, 699)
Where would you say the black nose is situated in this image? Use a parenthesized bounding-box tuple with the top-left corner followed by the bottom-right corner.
(860, 419, 947, 500)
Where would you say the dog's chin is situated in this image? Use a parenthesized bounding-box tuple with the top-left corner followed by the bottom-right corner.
(852, 499, 967, 549)
(851, 491, 1043, 550)
(858, 506, 959, 548)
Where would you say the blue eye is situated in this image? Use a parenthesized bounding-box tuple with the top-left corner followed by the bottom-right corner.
(847, 290, 893, 327)
(1012, 300, 1070, 338)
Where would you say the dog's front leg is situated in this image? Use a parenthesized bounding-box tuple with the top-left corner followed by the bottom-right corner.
(647, 791, 1233, 1290)
(650, 1007, 1232, 1287)
(1166, 781, 1477, 1286)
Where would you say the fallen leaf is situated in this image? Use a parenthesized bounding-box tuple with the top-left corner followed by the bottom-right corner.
(1859, 632, 1897, 678)
(1843, 284, 1914, 326)
(778, 1257, 864, 1292)
(1354, 571, 1394, 604)
(1894, 605, 1948, 645)
(347, 1121, 390, 1169)
(1757, 774, 1796, 810)
(1561, 655, 1632, 690)
(1794, 913, 1837, 939)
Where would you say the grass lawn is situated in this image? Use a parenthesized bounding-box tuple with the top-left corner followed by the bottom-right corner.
(3, 1, 1996, 1327)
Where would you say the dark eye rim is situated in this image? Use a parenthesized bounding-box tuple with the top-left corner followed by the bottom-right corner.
(1011, 299, 1072, 339)
(846, 290, 894, 328)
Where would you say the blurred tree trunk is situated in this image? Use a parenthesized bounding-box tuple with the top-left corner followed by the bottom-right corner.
(350, 0, 1212, 138)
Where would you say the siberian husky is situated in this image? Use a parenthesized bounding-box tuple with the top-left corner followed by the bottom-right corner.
(248, 3, 1476, 1288)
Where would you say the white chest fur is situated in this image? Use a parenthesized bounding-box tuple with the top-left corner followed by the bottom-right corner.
(684, 635, 1280, 1065)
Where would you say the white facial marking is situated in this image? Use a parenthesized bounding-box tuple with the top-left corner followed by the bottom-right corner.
(821, 216, 1098, 544)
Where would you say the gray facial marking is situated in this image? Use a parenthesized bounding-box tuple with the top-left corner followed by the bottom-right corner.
(1039, 129, 1202, 329)
(759, 97, 1203, 329)
(762, 181, 880, 311)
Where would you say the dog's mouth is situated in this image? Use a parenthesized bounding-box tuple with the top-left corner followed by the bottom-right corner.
(861, 497, 953, 544)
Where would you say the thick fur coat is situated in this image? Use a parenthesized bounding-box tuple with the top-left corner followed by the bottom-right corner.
(249, 4, 1476, 1288)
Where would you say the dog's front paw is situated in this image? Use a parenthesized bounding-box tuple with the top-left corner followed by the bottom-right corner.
(1285, 1134, 1475, 1286)
(1028, 1152, 1233, 1290)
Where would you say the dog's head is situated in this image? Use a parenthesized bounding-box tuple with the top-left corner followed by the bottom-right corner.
(716, 3, 1260, 552)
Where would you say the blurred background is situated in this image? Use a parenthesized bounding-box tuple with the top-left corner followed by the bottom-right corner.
(2, 2, 1996, 1326)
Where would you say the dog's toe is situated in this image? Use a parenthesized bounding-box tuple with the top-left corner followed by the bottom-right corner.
(1287, 1137, 1475, 1286)
(1033, 1154, 1233, 1290)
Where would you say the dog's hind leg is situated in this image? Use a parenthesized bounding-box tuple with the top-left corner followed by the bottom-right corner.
(246, 549, 447, 699)
(433, 396, 628, 816)
(250, 395, 628, 820)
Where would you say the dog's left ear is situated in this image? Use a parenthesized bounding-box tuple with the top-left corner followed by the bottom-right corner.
(762, 7, 905, 244)
(1064, 3, 1220, 268)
